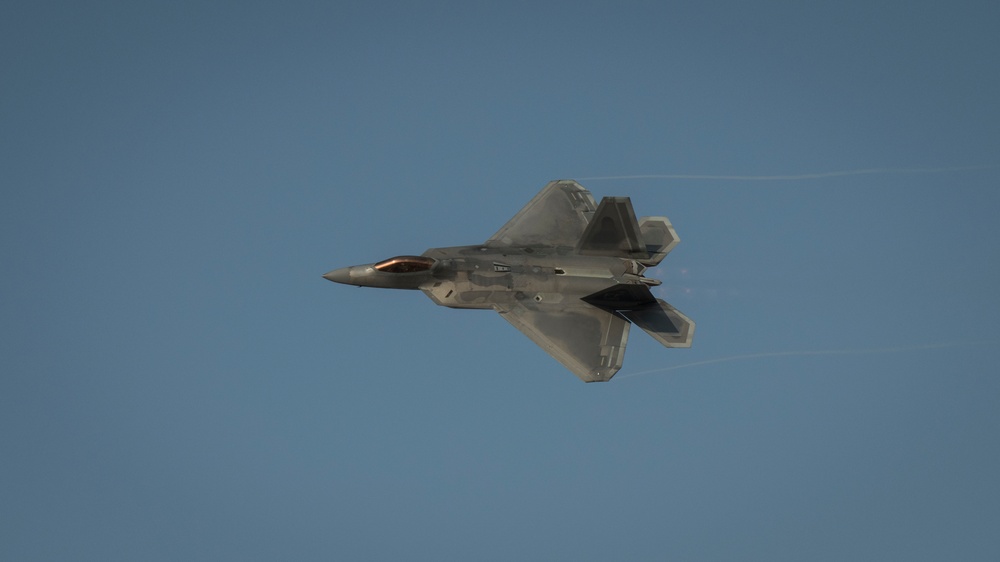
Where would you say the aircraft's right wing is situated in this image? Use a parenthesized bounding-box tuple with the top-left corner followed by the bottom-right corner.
(486, 180, 597, 248)
(495, 301, 629, 383)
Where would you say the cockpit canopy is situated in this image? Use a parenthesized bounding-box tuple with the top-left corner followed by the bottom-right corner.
(373, 255, 436, 273)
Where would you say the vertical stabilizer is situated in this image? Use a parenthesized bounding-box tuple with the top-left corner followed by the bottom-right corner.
(576, 197, 649, 259)
(618, 299, 695, 348)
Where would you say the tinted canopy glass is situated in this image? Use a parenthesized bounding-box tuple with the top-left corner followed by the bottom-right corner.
(373, 255, 436, 273)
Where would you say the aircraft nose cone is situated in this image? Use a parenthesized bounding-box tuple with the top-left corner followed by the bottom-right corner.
(322, 267, 352, 284)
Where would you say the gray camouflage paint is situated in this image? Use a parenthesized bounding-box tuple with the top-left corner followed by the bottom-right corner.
(323, 180, 694, 382)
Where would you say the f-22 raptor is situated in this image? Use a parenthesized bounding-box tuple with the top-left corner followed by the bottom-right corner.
(323, 180, 694, 382)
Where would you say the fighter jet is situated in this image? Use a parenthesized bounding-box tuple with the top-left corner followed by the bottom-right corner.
(323, 180, 694, 382)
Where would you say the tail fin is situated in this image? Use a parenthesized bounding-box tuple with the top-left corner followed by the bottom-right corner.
(576, 197, 649, 259)
(618, 299, 695, 348)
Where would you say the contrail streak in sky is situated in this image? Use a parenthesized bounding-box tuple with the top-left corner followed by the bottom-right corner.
(578, 165, 997, 182)
(617, 342, 984, 380)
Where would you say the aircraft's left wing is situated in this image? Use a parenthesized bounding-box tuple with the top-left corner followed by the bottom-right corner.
(486, 180, 597, 248)
(495, 301, 629, 382)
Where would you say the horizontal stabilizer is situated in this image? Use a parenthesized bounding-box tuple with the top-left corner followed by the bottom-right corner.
(637, 216, 680, 266)
(618, 299, 695, 348)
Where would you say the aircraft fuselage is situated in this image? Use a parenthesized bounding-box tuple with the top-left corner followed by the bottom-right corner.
(324, 245, 659, 310)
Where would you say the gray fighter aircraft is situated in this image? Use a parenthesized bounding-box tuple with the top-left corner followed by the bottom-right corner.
(323, 180, 694, 382)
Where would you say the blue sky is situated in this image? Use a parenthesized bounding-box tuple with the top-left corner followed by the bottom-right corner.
(2, 1, 999, 560)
